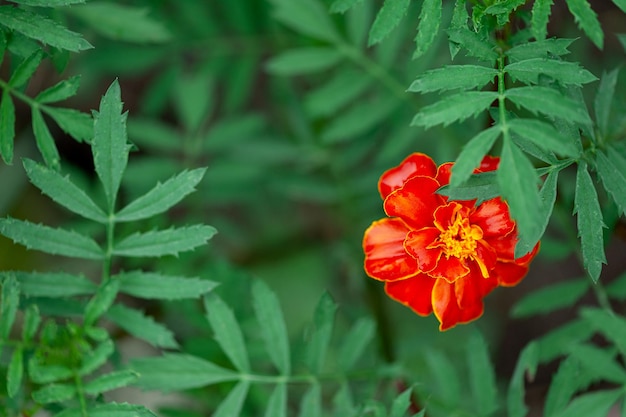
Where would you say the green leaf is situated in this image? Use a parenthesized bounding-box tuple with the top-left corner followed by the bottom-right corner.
(553, 389, 622, 417)
(497, 138, 543, 251)
(447, 28, 498, 63)
(213, 381, 250, 417)
(0, 6, 92, 51)
(0, 217, 103, 259)
(8, 49, 43, 88)
(28, 360, 73, 384)
(68, 3, 170, 43)
(298, 384, 322, 417)
(595, 149, 626, 216)
(31, 107, 61, 170)
(264, 384, 287, 417)
(569, 344, 626, 384)
(304, 70, 372, 117)
(594, 69, 619, 136)
(507, 38, 574, 62)
(268, 0, 340, 43)
(23, 158, 107, 222)
(544, 357, 585, 417)
(107, 304, 178, 349)
(508, 118, 580, 157)
(43, 107, 93, 143)
(450, 125, 501, 187)
(203, 293, 249, 372)
(368, 0, 410, 46)
(613, 0, 626, 12)
(411, 91, 498, 128)
(84, 279, 120, 326)
(0, 90, 15, 164)
(512, 279, 588, 318)
(564, 0, 603, 49)
(536, 319, 595, 363)
(606, 271, 626, 301)
(113, 225, 217, 257)
(506, 86, 591, 125)
(7, 0, 86, 6)
(484, 0, 525, 25)
(78, 340, 114, 376)
(132, 354, 237, 391)
(117, 271, 217, 300)
(330, 0, 363, 13)
(574, 162, 606, 282)
(425, 350, 461, 407)
(116, 168, 206, 222)
(35, 75, 81, 104)
(305, 293, 337, 373)
(438, 171, 499, 202)
(467, 332, 497, 417)
(266, 47, 343, 75)
(505, 58, 597, 86)
(408, 65, 498, 93)
(55, 403, 157, 417)
(14, 271, 95, 297)
(337, 317, 375, 372)
(128, 117, 180, 152)
(7, 347, 23, 398)
(413, 0, 441, 59)
(581, 308, 626, 355)
(507, 342, 539, 417)
(93, 80, 131, 210)
(32, 383, 76, 404)
(448, 0, 468, 59)
(531, 0, 554, 40)
(0, 274, 19, 340)
(21, 304, 40, 341)
(389, 387, 413, 417)
(251, 279, 290, 375)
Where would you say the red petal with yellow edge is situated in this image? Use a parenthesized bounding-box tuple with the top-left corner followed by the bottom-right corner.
(478, 155, 500, 172)
(436, 162, 454, 186)
(473, 239, 498, 278)
(384, 176, 443, 230)
(378, 153, 438, 199)
(471, 198, 515, 237)
(428, 255, 470, 282)
(404, 228, 441, 273)
(486, 234, 518, 260)
(492, 261, 530, 287)
(363, 218, 417, 281)
(455, 267, 498, 310)
(433, 278, 485, 331)
(432, 202, 466, 232)
(385, 274, 435, 316)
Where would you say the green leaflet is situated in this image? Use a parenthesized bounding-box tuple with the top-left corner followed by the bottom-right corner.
(330, 0, 364, 13)
(413, 0, 441, 59)
(0, 274, 19, 340)
(117, 270, 217, 300)
(23, 158, 107, 222)
(389, 387, 413, 417)
(28, 360, 73, 384)
(116, 168, 206, 222)
(450, 125, 501, 187)
(304, 70, 372, 117)
(35, 75, 81, 104)
(8, 49, 43, 88)
(507, 342, 539, 417)
(594, 68, 619, 136)
(411, 91, 498, 129)
(55, 403, 157, 417)
(131, 353, 237, 391)
(594, 149, 626, 216)
(438, 171, 499, 203)
(531, 0, 554, 40)
(213, 381, 250, 417)
(0, 217, 103, 260)
(467, 332, 497, 417)
(505, 58, 597, 86)
(77, 339, 114, 376)
(574, 162, 606, 282)
(13, 271, 96, 297)
(507, 118, 580, 157)
(8, 0, 86, 6)
(112, 225, 217, 257)
(506, 38, 573, 62)
(128, 117, 180, 152)
(0, 90, 15, 164)
(265, 47, 343, 75)
(32, 383, 76, 404)
(83, 370, 139, 395)
(448, 0, 468, 59)
(505, 86, 591, 125)
(337, 317, 375, 372)
(425, 350, 461, 408)
(564, 0, 603, 49)
(7, 347, 24, 398)
(544, 357, 586, 417)
(368, 0, 410, 46)
(251, 279, 291, 375)
(552, 389, 622, 417)
(298, 384, 322, 417)
(582, 308, 626, 355)
(305, 293, 337, 373)
(614, 0, 626, 12)
(568, 344, 626, 384)
(43, 107, 93, 143)
(408, 65, 497, 93)
(264, 384, 287, 417)
(606, 271, 626, 300)
(31, 107, 61, 170)
(484, 0, 525, 26)
(447, 28, 498, 64)
(21, 304, 40, 342)
(511, 278, 588, 318)
(84, 279, 120, 326)
(106, 304, 178, 349)
(0, 6, 92, 52)
(172, 71, 214, 133)
(268, 0, 340, 43)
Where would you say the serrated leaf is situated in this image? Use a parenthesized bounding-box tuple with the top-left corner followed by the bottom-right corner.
(55, 402, 157, 417)
(569, 344, 626, 384)
(21, 304, 40, 341)
(28, 360, 73, 384)
(544, 357, 585, 417)
(8, 0, 86, 6)
(467, 332, 497, 416)
(497, 138, 543, 253)
(43, 107, 93, 143)
(507, 342, 539, 417)
(268, 0, 340, 43)
(107, 304, 178, 349)
(508, 118, 580, 157)
(330, 0, 363, 13)
(305, 293, 337, 373)
(531, 0, 554, 40)
(512, 279, 588, 318)
(113, 225, 217, 257)
(606, 271, 626, 301)
(93, 80, 131, 210)
(565, 0, 603, 49)
(173, 71, 214, 133)
(447, 28, 498, 63)
(536, 319, 595, 362)
(213, 381, 250, 417)
(337, 317, 375, 372)
(298, 384, 322, 417)
(581, 308, 626, 355)
(8, 49, 43, 88)
(32, 107, 62, 170)
(7, 347, 23, 398)
(408, 65, 497, 93)
(506, 86, 591, 124)
(32, 383, 76, 404)
(0, 217, 103, 259)
(35, 76, 81, 104)
(505, 58, 597, 86)
(266, 47, 343, 75)
(251, 279, 290, 375)
(389, 387, 413, 417)
(304, 70, 372, 117)
(0, 6, 92, 51)
(0, 274, 19, 340)
(78, 339, 114, 376)
(117, 271, 217, 300)
(23, 158, 106, 222)
(116, 168, 206, 222)
(203, 293, 249, 372)
(411, 91, 497, 128)
(438, 171, 499, 202)
(127, 117, 180, 152)
(553, 389, 622, 417)
(595, 149, 626, 216)
(413, 0, 441, 59)
(425, 350, 461, 407)
(14, 271, 96, 297)
(448, 0, 468, 59)
(484, 0, 525, 25)
(132, 354, 237, 391)
(450, 125, 501, 187)
(84, 279, 120, 326)
(368, 0, 410, 46)
(507, 38, 574, 62)
(594, 69, 619, 136)
(574, 162, 606, 282)
(264, 384, 286, 417)
(0, 90, 15, 164)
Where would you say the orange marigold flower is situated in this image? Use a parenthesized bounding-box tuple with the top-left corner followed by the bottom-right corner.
(363, 153, 538, 330)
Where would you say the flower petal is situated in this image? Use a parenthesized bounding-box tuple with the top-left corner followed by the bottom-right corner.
(492, 261, 530, 287)
(385, 274, 435, 316)
(471, 198, 515, 237)
(379, 153, 438, 199)
(473, 239, 497, 278)
(432, 278, 485, 331)
(404, 228, 441, 273)
(477, 155, 500, 172)
(428, 255, 470, 282)
(363, 218, 417, 281)
(433, 202, 466, 232)
(455, 268, 497, 309)
(384, 176, 444, 230)
(435, 162, 454, 186)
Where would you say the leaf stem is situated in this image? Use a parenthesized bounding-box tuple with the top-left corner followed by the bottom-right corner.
(497, 55, 510, 144)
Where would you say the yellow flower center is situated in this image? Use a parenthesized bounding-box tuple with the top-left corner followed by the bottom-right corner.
(440, 210, 483, 260)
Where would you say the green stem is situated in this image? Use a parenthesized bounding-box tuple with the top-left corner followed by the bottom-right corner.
(73, 372, 88, 417)
(497, 55, 510, 143)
